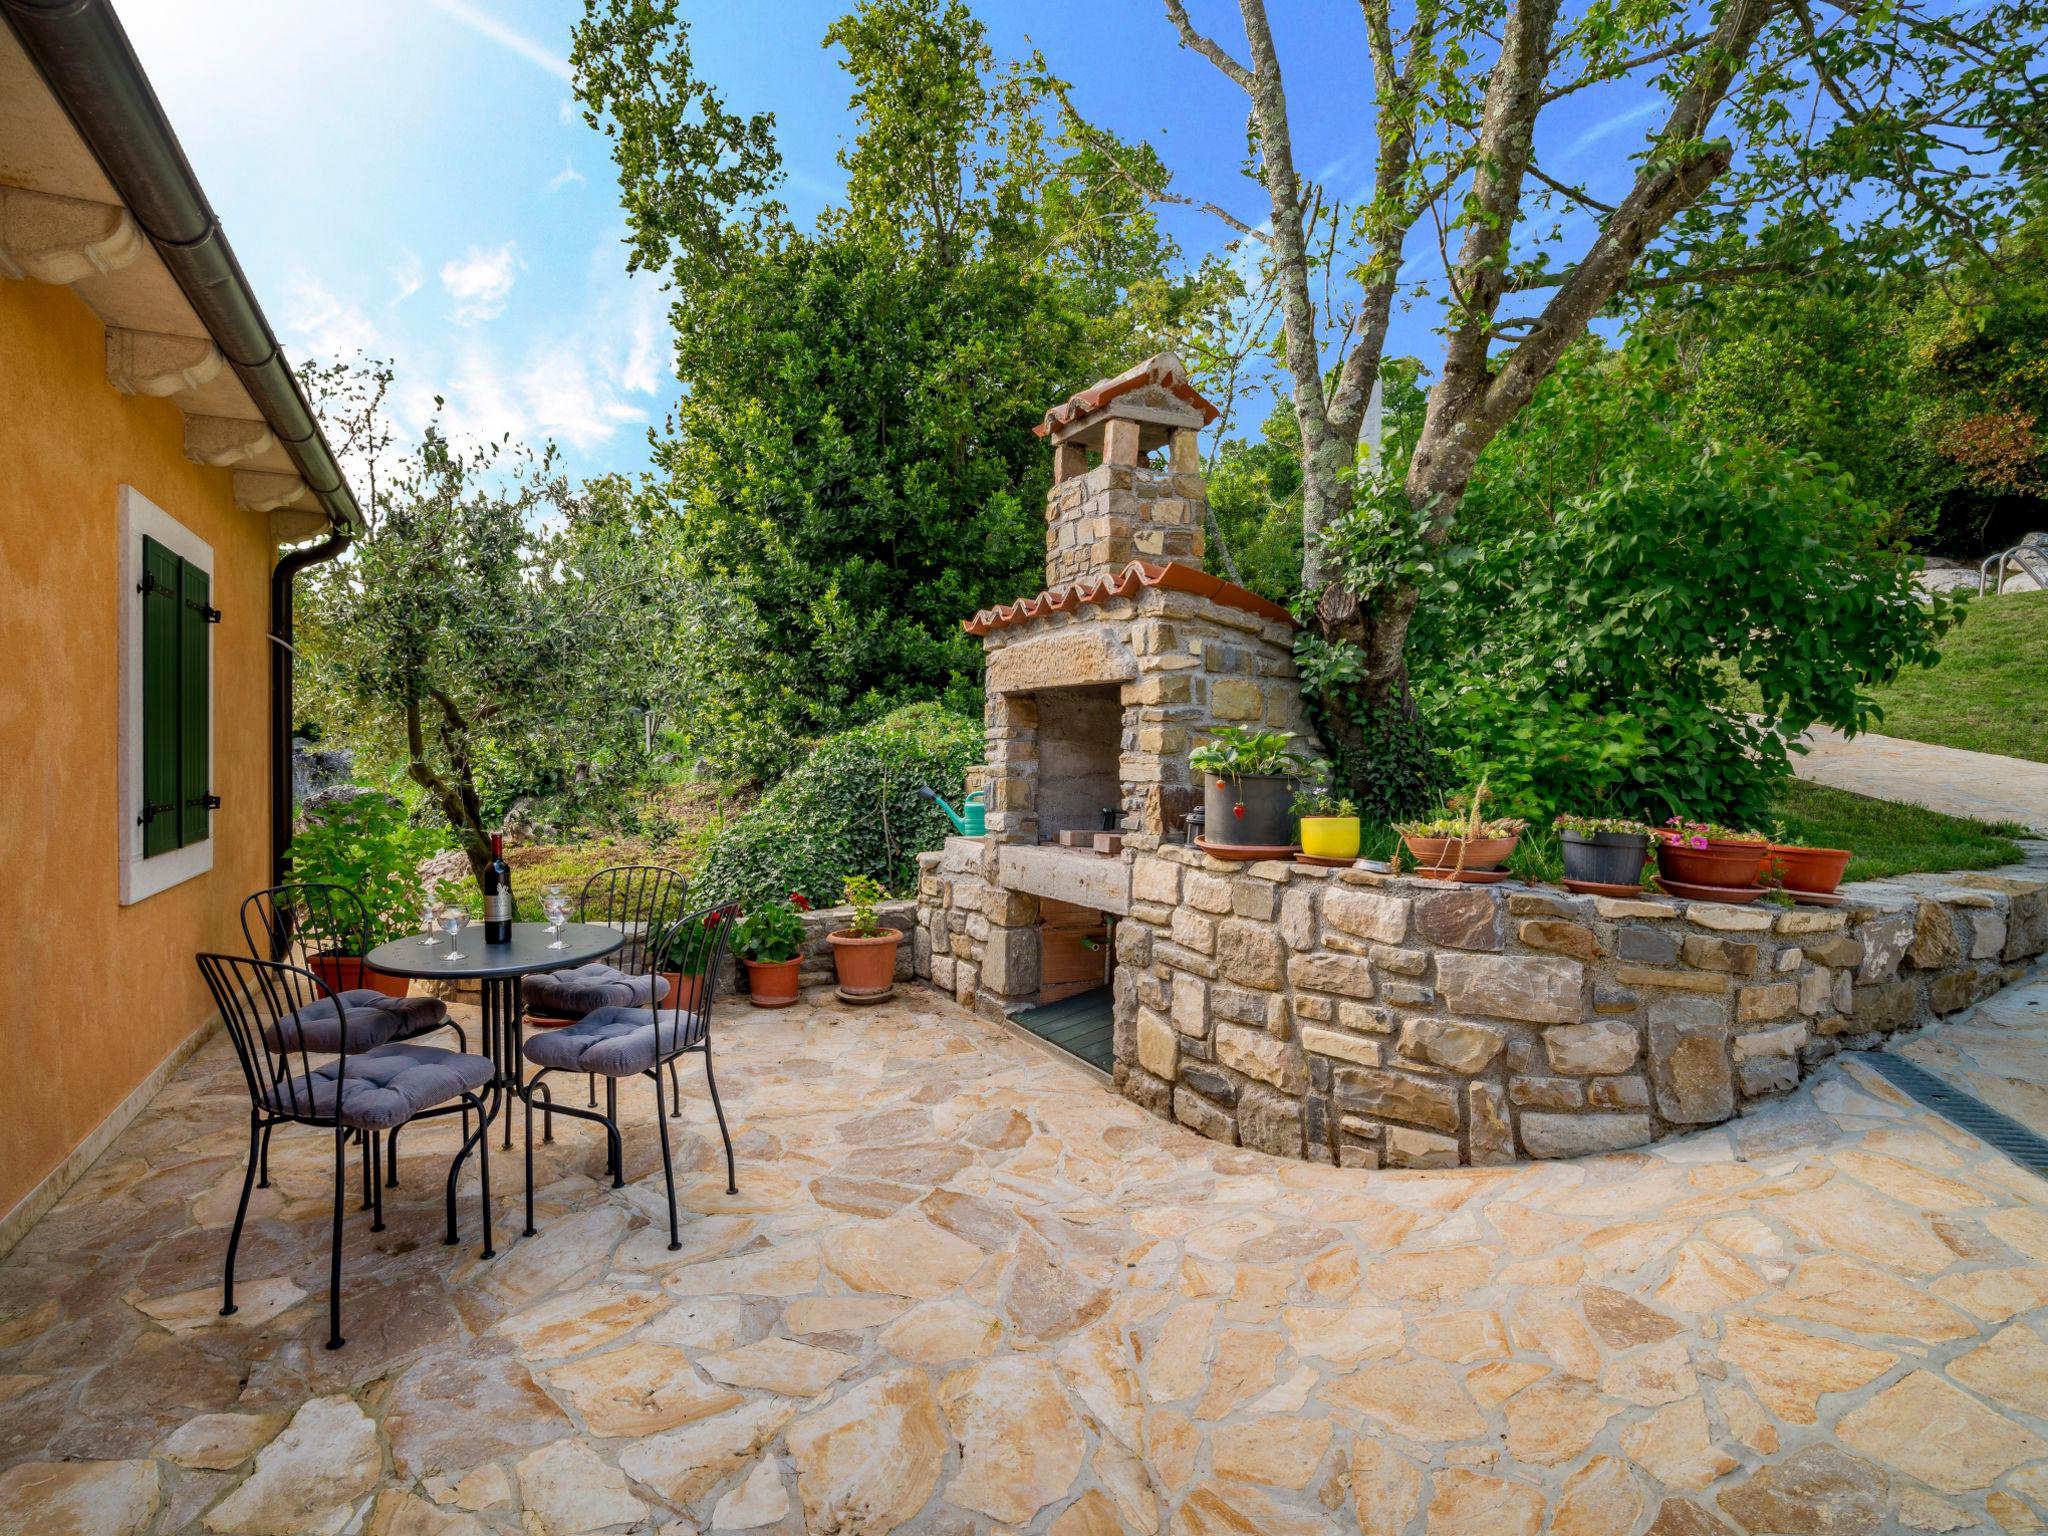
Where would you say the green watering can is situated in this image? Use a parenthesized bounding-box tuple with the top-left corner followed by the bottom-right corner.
(920, 785, 986, 837)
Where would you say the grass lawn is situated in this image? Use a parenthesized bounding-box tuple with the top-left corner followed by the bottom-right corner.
(1862, 589, 2048, 761)
(1353, 777, 2025, 888)
(1767, 778, 2028, 882)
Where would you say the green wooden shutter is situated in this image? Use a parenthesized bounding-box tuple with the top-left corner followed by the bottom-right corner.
(140, 535, 182, 858)
(178, 561, 211, 847)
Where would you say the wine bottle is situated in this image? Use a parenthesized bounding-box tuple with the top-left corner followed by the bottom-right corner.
(483, 833, 513, 944)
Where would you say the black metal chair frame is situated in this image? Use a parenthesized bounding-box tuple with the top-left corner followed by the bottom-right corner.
(536, 865, 690, 1119)
(523, 899, 739, 1251)
(240, 882, 470, 1196)
(197, 952, 493, 1350)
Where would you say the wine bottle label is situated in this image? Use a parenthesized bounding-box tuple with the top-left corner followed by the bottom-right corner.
(486, 891, 513, 922)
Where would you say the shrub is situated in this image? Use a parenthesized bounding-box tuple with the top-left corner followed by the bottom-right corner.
(691, 703, 980, 909)
(288, 791, 447, 949)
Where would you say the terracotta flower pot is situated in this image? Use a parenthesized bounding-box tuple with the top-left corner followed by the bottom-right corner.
(659, 971, 710, 1016)
(1401, 833, 1520, 871)
(829, 930, 901, 996)
(1655, 836, 1768, 889)
(1767, 844, 1852, 894)
(742, 957, 801, 1008)
(310, 952, 409, 999)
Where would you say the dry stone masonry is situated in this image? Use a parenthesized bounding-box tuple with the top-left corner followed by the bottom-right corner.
(917, 843, 2048, 1166)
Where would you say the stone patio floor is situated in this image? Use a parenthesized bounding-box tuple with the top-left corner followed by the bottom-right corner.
(3, 969, 2048, 1536)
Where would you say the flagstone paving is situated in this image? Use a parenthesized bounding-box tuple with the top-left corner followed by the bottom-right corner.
(3, 968, 2048, 1535)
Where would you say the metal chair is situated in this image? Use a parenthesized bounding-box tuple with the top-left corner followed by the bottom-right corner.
(520, 900, 739, 1250)
(196, 953, 496, 1350)
(521, 864, 688, 1115)
(241, 882, 467, 1193)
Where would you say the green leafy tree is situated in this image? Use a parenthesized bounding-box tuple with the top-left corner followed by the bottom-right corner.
(571, 0, 1206, 778)
(1058, 0, 2045, 807)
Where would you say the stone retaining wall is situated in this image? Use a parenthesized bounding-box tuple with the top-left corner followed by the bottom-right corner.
(915, 840, 2047, 1166)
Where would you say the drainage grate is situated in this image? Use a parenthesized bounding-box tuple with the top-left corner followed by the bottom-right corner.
(1858, 1053, 2048, 1176)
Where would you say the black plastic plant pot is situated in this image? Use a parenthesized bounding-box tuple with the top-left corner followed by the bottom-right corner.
(1202, 773, 1296, 847)
(1559, 829, 1650, 886)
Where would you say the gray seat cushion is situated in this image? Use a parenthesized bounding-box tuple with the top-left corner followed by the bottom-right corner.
(264, 990, 406, 1054)
(522, 964, 668, 1018)
(264, 1042, 495, 1130)
(263, 992, 451, 1054)
(521, 1005, 704, 1078)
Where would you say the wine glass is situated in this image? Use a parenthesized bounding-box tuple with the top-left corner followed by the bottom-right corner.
(420, 893, 443, 946)
(543, 891, 570, 948)
(441, 907, 467, 962)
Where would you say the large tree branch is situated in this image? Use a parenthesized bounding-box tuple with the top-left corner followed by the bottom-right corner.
(1163, 0, 1254, 88)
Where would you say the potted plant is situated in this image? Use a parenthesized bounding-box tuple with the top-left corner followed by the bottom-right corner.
(1762, 830, 1853, 895)
(827, 875, 900, 998)
(1395, 782, 1526, 872)
(654, 910, 724, 1016)
(1655, 818, 1771, 889)
(734, 892, 810, 1008)
(1553, 814, 1653, 887)
(1292, 763, 1361, 861)
(1189, 727, 1308, 850)
(287, 792, 441, 996)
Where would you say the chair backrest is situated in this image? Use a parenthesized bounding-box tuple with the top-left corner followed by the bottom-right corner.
(576, 865, 688, 975)
(241, 882, 370, 967)
(649, 900, 740, 1046)
(197, 951, 355, 1122)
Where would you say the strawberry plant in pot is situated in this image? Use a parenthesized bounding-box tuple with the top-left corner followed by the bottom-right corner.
(734, 893, 810, 1007)
(1189, 728, 1308, 849)
(1395, 781, 1526, 873)
(1553, 814, 1653, 887)
(1656, 819, 1770, 888)
(828, 875, 900, 998)
(1292, 763, 1361, 860)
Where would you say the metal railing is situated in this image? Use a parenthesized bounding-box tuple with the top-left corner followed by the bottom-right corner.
(1979, 534, 2048, 595)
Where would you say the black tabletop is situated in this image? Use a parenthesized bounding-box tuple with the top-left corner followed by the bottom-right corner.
(365, 922, 625, 981)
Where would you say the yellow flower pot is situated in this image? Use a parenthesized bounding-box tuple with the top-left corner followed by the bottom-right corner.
(1299, 816, 1361, 860)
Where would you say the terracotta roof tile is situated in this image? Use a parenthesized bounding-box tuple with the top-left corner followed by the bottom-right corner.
(1033, 351, 1220, 438)
(963, 561, 1296, 637)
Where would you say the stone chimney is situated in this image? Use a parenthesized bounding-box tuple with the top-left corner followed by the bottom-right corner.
(1034, 351, 1217, 587)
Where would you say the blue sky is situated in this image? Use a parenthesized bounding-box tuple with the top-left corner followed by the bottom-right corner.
(120, 1, 1666, 483)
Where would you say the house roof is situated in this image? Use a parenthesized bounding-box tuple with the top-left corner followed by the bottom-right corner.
(0, 0, 359, 539)
(963, 560, 1297, 637)
(1033, 351, 1220, 441)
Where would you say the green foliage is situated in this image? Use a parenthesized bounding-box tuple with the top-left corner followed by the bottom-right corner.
(574, 0, 1206, 781)
(288, 794, 445, 951)
(840, 874, 890, 935)
(691, 703, 979, 910)
(733, 897, 808, 964)
(1389, 343, 1960, 826)
(1552, 814, 1651, 838)
(655, 907, 728, 976)
(1291, 761, 1356, 819)
(1188, 727, 1308, 781)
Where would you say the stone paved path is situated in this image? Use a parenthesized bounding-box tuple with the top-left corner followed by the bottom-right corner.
(4, 970, 2048, 1535)
(1793, 724, 2048, 834)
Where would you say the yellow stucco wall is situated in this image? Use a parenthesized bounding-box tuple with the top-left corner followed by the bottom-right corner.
(0, 278, 274, 1227)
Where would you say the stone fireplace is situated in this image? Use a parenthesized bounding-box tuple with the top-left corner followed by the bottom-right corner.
(916, 353, 2048, 1166)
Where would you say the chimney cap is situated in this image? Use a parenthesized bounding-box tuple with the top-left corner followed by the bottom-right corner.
(1034, 351, 1219, 452)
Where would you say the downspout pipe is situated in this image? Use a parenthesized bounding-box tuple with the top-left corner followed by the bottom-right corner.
(0, 0, 363, 535)
(271, 531, 350, 883)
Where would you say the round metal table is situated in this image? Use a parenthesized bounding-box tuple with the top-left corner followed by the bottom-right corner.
(367, 922, 624, 1150)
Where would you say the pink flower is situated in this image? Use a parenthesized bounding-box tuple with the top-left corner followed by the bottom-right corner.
(1689, 835, 1708, 850)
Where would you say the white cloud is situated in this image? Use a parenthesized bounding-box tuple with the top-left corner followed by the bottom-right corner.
(281, 273, 383, 360)
(389, 250, 424, 305)
(440, 241, 522, 322)
(547, 158, 586, 193)
(558, 98, 578, 126)
(1563, 98, 1664, 160)
(421, 0, 573, 82)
